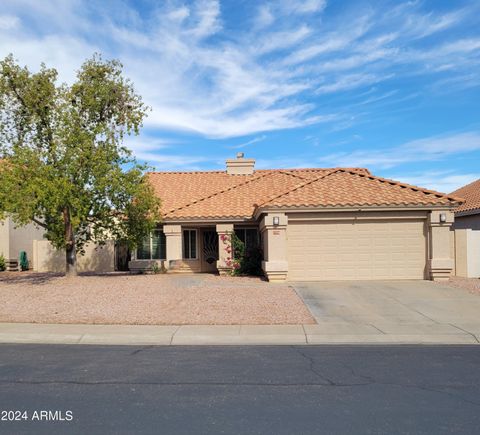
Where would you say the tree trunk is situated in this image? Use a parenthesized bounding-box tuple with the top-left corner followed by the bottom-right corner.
(64, 207, 77, 277)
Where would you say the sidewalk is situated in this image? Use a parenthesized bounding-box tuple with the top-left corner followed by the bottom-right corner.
(0, 322, 478, 345)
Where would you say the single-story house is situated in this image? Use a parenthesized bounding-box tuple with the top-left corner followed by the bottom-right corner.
(450, 178, 480, 230)
(129, 154, 463, 281)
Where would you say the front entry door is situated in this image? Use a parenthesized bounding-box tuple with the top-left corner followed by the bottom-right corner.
(202, 230, 219, 272)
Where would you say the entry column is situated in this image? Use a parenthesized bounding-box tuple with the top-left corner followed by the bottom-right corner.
(216, 224, 234, 275)
(164, 224, 182, 269)
(428, 210, 454, 280)
(260, 213, 288, 282)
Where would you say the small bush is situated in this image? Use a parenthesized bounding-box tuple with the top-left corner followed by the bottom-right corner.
(0, 254, 5, 272)
(229, 233, 263, 277)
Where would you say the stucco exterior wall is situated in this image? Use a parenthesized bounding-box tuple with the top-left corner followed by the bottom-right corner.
(259, 209, 455, 282)
(8, 219, 45, 268)
(33, 240, 115, 273)
(0, 217, 44, 269)
(454, 214, 480, 230)
(454, 229, 480, 278)
(0, 218, 9, 260)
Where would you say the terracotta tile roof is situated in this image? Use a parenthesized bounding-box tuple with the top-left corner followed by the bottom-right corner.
(147, 168, 462, 220)
(450, 178, 480, 214)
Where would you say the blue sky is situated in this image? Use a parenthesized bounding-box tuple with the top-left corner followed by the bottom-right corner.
(1, 0, 479, 193)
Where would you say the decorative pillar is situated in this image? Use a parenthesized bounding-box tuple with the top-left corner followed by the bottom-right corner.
(260, 213, 288, 282)
(216, 223, 234, 275)
(428, 210, 454, 280)
(164, 224, 182, 269)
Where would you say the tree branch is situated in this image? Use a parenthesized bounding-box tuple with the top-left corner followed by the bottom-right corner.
(31, 217, 47, 229)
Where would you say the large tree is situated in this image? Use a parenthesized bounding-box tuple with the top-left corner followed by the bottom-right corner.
(0, 54, 161, 276)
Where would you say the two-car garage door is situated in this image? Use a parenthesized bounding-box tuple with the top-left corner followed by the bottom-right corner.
(287, 219, 427, 281)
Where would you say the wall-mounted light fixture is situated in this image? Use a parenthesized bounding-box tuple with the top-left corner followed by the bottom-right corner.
(273, 216, 280, 226)
(439, 213, 447, 223)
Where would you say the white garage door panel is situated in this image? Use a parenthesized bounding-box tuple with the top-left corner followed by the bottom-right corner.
(288, 219, 426, 281)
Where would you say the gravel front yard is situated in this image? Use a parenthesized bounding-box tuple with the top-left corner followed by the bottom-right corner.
(441, 277, 480, 295)
(0, 272, 315, 325)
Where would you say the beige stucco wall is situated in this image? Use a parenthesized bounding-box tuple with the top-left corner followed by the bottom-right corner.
(260, 213, 288, 282)
(33, 240, 115, 273)
(0, 218, 9, 260)
(428, 210, 455, 280)
(258, 209, 455, 282)
(454, 214, 480, 231)
(454, 229, 480, 278)
(9, 218, 45, 268)
(0, 217, 45, 268)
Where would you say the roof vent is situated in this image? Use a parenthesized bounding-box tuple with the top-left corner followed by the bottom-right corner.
(226, 153, 255, 175)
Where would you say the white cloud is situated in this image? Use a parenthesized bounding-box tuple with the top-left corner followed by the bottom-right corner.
(0, 0, 477, 140)
(187, 0, 222, 40)
(256, 25, 312, 54)
(0, 14, 19, 30)
(134, 152, 209, 171)
(317, 73, 392, 94)
(282, 0, 327, 14)
(393, 172, 480, 194)
(255, 4, 275, 28)
(320, 132, 480, 169)
(227, 135, 267, 149)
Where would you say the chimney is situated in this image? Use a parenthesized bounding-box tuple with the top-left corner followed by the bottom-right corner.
(226, 152, 255, 175)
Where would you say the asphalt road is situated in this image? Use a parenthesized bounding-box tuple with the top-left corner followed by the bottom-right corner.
(0, 345, 479, 435)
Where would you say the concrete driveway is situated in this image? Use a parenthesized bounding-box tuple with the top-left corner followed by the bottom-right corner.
(293, 280, 480, 344)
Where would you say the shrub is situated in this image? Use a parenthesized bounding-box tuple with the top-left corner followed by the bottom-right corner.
(0, 254, 5, 272)
(228, 232, 263, 277)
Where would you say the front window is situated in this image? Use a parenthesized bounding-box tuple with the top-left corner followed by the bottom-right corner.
(137, 230, 166, 260)
(183, 229, 197, 259)
(234, 228, 259, 250)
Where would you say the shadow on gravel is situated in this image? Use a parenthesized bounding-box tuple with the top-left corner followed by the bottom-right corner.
(0, 271, 132, 285)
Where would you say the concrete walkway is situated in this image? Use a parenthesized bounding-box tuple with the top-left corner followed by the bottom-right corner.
(0, 321, 478, 345)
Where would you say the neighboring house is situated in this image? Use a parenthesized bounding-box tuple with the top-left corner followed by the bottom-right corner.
(450, 179, 480, 278)
(0, 216, 115, 273)
(450, 179, 480, 230)
(129, 154, 462, 282)
(0, 216, 44, 270)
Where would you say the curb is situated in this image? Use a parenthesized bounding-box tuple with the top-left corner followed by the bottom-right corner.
(0, 323, 478, 346)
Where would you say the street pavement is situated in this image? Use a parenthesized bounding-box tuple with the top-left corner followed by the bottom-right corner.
(0, 344, 479, 434)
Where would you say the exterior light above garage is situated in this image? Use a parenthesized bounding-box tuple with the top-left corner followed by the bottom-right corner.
(273, 216, 280, 226)
(439, 213, 447, 223)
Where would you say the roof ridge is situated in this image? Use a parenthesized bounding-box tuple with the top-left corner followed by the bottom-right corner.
(257, 169, 464, 210)
(148, 167, 369, 175)
(148, 170, 224, 174)
(344, 170, 464, 203)
(276, 169, 310, 181)
(164, 171, 275, 216)
(257, 169, 341, 208)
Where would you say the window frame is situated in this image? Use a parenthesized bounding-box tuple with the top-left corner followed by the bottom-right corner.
(183, 229, 198, 260)
(136, 229, 166, 260)
(234, 227, 260, 251)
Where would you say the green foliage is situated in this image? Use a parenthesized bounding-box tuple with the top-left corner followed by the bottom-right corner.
(229, 232, 263, 276)
(0, 54, 161, 274)
(19, 250, 29, 271)
(151, 262, 160, 274)
(0, 254, 5, 271)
